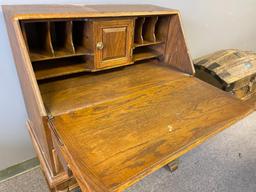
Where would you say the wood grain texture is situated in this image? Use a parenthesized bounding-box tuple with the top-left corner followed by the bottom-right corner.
(133, 40, 163, 48)
(134, 17, 145, 44)
(33, 56, 90, 80)
(26, 121, 70, 188)
(35, 64, 86, 80)
(3, 9, 57, 173)
(4, 4, 253, 192)
(22, 21, 55, 62)
(102, 27, 127, 59)
(23, 19, 90, 62)
(151, 15, 171, 56)
(39, 62, 186, 116)
(51, 75, 252, 192)
(94, 19, 134, 69)
(155, 16, 170, 42)
(2, 4, 178, 20)
(133, 48, 162, 62)
(142, 16, 158, 42)
(50, 20, 75, 56)
(164, 13, 194, 75)
(65, 21, 76, 54)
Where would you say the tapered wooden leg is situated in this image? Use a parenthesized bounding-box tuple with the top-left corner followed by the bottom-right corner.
(167, 159, 179, 172)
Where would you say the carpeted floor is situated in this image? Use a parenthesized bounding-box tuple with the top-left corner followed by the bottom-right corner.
(1, 112, 256, 192)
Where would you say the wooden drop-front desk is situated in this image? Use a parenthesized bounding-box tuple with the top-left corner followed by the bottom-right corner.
(3, 4, 254, 192)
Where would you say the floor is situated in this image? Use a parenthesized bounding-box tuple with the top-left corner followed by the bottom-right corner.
(0, 112, 256, 192)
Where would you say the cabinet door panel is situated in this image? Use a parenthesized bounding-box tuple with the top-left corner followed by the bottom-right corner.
(94, 19, 134, 69)
(102, 27, 127, 60)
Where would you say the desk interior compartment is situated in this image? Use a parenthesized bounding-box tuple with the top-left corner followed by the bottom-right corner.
(21, 21, 54, 61)
(134, 15, 170, 47)
(50, 20, 75, 56)
(142, 16, 158, 42)
(33, 55, 91, 81)
(72, 20, 93, 55)
(133, 15, 171, 63)
(133, 46, 162, 62)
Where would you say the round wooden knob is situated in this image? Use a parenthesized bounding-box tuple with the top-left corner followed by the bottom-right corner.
(96, 42, 104, 50)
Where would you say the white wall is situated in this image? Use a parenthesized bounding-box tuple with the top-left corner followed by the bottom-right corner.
(0, 0, 256, 170)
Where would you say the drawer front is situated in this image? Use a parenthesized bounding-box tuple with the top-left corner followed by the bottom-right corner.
(94, 19, 134, 68)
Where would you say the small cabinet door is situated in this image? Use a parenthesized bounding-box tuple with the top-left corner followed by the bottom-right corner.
(94, 19, 134, 69)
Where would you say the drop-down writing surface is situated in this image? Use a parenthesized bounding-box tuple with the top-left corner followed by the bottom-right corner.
(50, 75, 252, 192)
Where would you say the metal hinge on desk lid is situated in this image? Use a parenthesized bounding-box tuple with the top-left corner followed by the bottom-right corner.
(47, 114, 64, 146)
(47, 113, 54, 120)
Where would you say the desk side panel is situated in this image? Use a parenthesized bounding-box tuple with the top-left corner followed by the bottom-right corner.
(164, 13, 195, 75)
(2, 7, 57, 179)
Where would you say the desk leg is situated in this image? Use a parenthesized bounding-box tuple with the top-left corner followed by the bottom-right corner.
(48, 180, 79, 192)
(167, 159, 179, 172)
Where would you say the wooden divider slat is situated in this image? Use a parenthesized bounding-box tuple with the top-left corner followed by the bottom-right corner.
(20, 22, 29, 51)
(72, 20, 83, 53)
(148, 16, 171, 59)
(142, 16, 158, 42)
(134, 17, 145, 44)
(155, 16, 171, 41)
(66, 21, 76, 54)
(50, 21, 75, 57)
(46, 22, 55, 57)
(22, 21, 54, 61)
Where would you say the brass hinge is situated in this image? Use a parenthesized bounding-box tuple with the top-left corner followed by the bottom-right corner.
(47, 113, 54, 120)
(48, 118, 64, 146)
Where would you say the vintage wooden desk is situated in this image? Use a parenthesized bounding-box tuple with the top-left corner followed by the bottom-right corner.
(3, 4, 253, 192)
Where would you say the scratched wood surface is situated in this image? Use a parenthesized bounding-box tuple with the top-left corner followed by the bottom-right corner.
(50, 72, 252, 191)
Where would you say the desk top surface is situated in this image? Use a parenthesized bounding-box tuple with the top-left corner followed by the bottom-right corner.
(3, 4, 178, 20)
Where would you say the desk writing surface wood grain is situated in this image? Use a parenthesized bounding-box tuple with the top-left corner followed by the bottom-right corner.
(39, 62, 186, 116)
(50, 66, 252, 191)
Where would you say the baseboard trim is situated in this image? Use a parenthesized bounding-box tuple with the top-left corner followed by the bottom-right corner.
(0, 157, 39, 182)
